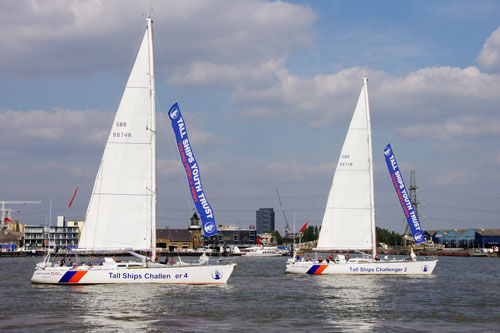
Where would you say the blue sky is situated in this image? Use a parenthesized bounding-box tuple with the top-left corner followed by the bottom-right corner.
(1, 0, 500, 234)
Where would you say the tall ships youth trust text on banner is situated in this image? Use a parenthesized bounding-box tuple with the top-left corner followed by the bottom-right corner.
(383, 144, 425, 244)
(168, 103, 218, 237)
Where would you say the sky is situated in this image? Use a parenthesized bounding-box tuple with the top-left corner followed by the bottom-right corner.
(1, 0, 500, 235)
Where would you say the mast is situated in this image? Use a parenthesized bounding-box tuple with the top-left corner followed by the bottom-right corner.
(364, 77, 377, 258)
(146, 16, 157, 261)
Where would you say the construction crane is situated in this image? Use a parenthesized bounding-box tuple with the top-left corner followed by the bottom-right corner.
(275, 188, 291, 236)
(0, 201, 42, 229)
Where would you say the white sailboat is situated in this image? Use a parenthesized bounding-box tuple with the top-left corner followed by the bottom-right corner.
(286, 78, 438, 275)
(31, 17, 236, 284)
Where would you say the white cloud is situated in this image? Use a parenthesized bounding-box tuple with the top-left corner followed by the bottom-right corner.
(0, 108, 108, 153)
(226, 64, 500, 138)
(170, 58, 286, 87)
(0, 108, 220, 156)
(477, 26, 500, 73)
(398, 115, 500, 141)
(0, 0, 316, 77)
(431, 167, 474, 186)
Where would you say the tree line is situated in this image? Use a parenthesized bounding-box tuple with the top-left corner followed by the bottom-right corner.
(268, 226, 403, 246)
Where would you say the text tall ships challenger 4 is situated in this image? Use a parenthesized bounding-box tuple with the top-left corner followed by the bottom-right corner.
(31, 17, 236, 285)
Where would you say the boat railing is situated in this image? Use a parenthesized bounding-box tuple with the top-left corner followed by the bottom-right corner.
(215, 258, 234, 266)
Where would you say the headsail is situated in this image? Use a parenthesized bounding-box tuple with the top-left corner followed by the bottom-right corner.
(78, 20, 156, 251)
(383, 144, 425, 244)
(168, 103, 218, 237)
(315, 78, 376, 254)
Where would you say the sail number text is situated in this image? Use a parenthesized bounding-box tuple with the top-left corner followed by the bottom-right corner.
(339, 154, 353, 167)
(113, 121, 131, 138)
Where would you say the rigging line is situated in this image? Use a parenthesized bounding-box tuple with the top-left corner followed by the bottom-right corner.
(158, 194, 327, 200)
(62, 122, 103, 220)
(426, 189, 500, 200)
(152, 29, 196, 216)
(159, 207, 322, 213)
(425, 204, 500, 214)
(153, 27, 195, 214)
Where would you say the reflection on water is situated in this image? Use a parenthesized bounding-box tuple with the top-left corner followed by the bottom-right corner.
(1, 256, 499, 332)
(76, 285, 162, 331)
(312, 275, 384, 332)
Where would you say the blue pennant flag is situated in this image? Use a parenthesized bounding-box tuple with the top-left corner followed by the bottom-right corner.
(383, 144, 425, 244)
(168, 102, 218, 237)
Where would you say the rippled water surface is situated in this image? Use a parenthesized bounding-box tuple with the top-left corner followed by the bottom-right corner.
(0, 256, 499, 332)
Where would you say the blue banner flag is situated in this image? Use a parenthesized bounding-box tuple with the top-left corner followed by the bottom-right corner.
(383, 144, 425, 244)
(168, 102, 218, 237)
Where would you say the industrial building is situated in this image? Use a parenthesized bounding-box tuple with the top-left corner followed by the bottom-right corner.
(424, 229, 500, 249)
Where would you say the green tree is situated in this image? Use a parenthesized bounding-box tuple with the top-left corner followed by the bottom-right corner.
(272, 230, 284, 245)
(302, 226, 319, 242)
(376, 227, 403, 246)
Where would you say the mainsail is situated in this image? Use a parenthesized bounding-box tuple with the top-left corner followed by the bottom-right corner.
(79, 20, 156, 251)
(383, 144, 425, 244)
(315, 78, 376, 255)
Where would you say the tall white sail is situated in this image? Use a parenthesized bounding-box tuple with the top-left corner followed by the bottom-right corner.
(315, 78, 376, 254)
(79, 20, 156, 251)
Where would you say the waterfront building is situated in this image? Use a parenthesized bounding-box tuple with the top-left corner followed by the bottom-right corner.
(441, 229, 460, 248)
(156, 228, 196, 252)
(459, 229, 480, 248)
(256, 208, 275, 234)
(476, 229, 500, 248)
(203, 225, 257, 250)
(0, 229, 23, 251)
(257, 232, 273, 245)
(424, 229, 500, 249)
(24, 216, 80, 251)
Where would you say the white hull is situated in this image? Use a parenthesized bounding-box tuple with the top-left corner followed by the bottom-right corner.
(286, 259, 438, 275)
(32, 263, 236, 285)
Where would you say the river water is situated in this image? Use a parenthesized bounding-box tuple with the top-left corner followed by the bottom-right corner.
(0, 255, 499, 332)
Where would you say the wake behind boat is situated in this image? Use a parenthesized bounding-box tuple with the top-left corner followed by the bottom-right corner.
(285, 78, 438, 275)
(32, 17, 235, 285)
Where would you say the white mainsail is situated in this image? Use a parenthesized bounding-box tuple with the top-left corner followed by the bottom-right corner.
(79, 19, 156, 252)
(315, 78, 376, 255)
